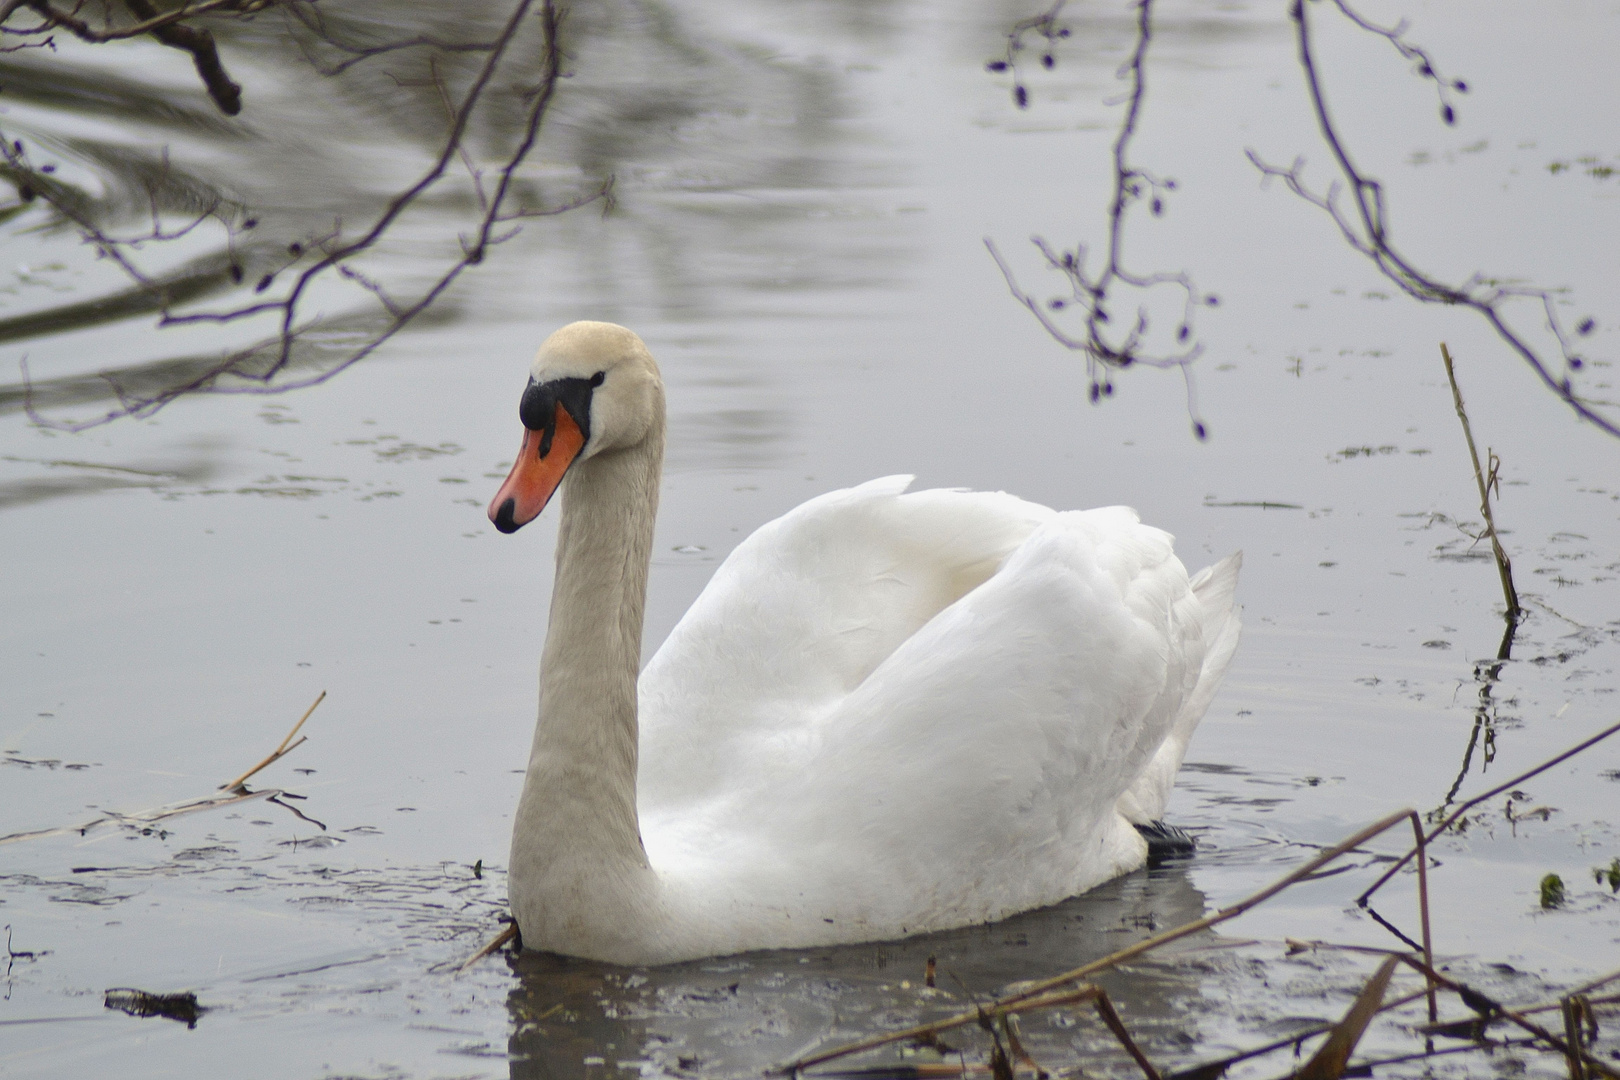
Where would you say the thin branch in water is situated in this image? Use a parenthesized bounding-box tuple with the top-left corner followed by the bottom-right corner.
(1, 690, 329, 845)
(1393, 954, 1620, 1080)
(1441, 342, 1521, 620)
(281, 0, 501, 78)
(221, 689, 326, 792)
(455, 922, 519, 973)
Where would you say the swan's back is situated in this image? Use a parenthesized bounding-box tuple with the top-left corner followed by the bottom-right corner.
(632, 477, 1239, 952)
(638, 476, 1052, 809)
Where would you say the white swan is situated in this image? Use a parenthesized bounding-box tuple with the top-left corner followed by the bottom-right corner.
(488, 321, 1241, 966)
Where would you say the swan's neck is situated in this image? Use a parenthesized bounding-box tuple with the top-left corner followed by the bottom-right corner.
(510, 424, 665, 950)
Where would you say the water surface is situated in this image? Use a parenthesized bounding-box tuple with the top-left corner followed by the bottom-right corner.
(3, 1, 1618, 1077)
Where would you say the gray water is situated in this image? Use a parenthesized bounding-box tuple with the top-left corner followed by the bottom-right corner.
(2, 1, 1618, 1077)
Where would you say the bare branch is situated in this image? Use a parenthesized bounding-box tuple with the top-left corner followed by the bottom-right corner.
(1250, 0, 1619, 438)
(10, 0, 260, 113)
(281, 0, 501, 78)
(985, 0, 1215, 439)
(16, 0, 609, 431)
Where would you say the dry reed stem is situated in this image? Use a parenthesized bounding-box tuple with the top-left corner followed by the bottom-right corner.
(0, 692, 327, 846)
(1176, 987, 1432, 1079)
(1440, 343, 1521, 620)
(455, 923, 518, 972)
(1358, 719, 1620, 905)
(1394, 954, 1620, 1080)
(781, 808, 1433, 1074)
(1564, 968, 1620, 1000)
(1565, 996, 1591, 1080)
(1515, 992, 1620, 1020)
(0, 786, 277, 845)
(1295, 954, 1400, 1080)
(996, 1013, 1045, 1078)
(221, 689, 326, 792)
(1089, 992, 1162, 1080)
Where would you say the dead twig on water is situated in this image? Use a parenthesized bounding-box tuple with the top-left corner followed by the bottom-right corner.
(1440, 343, 1521, 621)
(454, 922, 518, 973)
(220, 689, 324, 792)
(0, 691, 327, 846)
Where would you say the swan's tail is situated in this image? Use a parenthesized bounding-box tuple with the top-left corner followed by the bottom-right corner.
(1116, 551, 1243, 826)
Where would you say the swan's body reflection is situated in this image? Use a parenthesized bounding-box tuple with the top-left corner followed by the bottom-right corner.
(506, 861, 1213, 1080)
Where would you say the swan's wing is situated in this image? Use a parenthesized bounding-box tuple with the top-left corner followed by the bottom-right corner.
(638, 476, 1052, 813)
(648, 507, 1208, 932)
(1116, 551, 1243, 825)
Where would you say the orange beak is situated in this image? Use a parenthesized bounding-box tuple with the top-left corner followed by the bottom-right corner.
(488, 406, 586, 533)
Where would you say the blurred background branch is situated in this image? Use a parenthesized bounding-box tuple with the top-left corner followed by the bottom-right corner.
(0, 0, 613, 430)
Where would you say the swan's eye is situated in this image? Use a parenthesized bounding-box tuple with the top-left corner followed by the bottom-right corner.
(591, 371, 605, 387)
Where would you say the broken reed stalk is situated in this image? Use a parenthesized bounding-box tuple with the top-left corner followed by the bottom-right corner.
(1296, 954, 1400, 1080)
(1440, 342, 1521, 621)
(1565, 968, 1620, 1000)
(1087, 991, 1162, 1080)
(780, 807, 1435, 1074)
(1395, 954, 1620, 1080)
(0, 691, 328, 846)
(1357, 718, 1620, 905)
(1565, 997, 1592, 1080)
(1178, 987, 1433, 1079)
(221, 690, 325, 792)
(456, 923, 518, 973)
(0, 787, 276, 845)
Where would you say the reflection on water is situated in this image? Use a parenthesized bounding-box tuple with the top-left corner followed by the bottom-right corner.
(3, 1, 1620, 1078)
(0, 0, 888, 454)
(506, 867, 1212, 1080)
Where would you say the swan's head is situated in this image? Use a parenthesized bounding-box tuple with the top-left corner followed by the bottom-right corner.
(488, 321, 662, 534)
